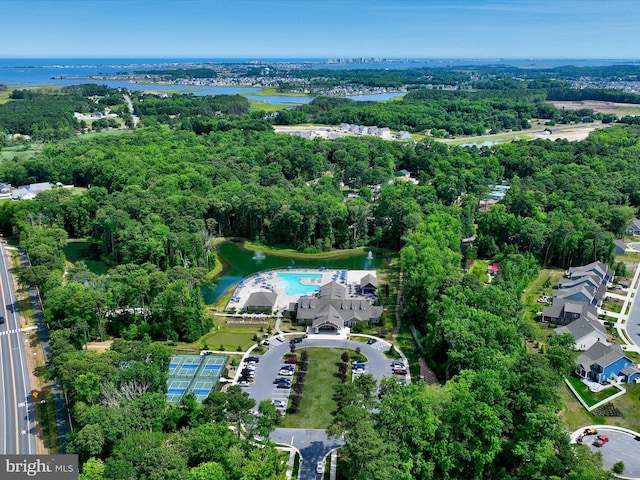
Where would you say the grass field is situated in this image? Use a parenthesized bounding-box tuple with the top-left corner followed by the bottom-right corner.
(280, 348, 345, 429)
(566, 375, 620, 407)
(63, 240, 108, 275)
(521, 267, 564, 342)
(0, 142, 45, 162)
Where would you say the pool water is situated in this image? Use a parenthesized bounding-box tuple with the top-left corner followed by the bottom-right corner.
(276, 272, 322, 296)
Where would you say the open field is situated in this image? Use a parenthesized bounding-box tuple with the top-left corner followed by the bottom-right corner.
(521, 267, 565, 342)
(0, 143, 45, 161)
(566, 375, 620, 407)
(547, 100, 640, 117)
(280, 348, 344, 429)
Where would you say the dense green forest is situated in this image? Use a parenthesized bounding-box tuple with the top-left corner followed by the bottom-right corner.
(3, 77, 640, 478)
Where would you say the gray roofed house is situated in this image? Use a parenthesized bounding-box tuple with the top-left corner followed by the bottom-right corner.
(245, 291, 277, 313)
(557, 273, 606, 305)
(614, 239, 627, 255)
(554, 317, 609, 350)
(360, 273, 378, 295)
(11, 182, 52, 200)
(576, 342, 634, 383)
(626, 218, 640, 236)
(542, 299, 598, 325)
(553, 284, 600, 307)
(567, 261, 614, 285)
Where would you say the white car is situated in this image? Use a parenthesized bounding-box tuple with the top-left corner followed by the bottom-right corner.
(316, 461, 325, 474)
(273, 399, 286, 408)
(278, 369, 294, 376)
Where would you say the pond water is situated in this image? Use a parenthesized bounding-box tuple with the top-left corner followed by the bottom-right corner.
(201, 242, 386, 304)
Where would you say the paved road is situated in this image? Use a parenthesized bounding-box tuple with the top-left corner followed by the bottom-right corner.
(583, 427, 640, 477)
(623, 261, 640, 351)
(0, 241, 36, 454)
(271, 428, 343, 480)
(241, 335, 407, 480)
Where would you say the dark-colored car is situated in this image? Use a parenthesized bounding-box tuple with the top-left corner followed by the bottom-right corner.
(273, 377, 291, 384)
(246, 356, 260, 363)
(280, 364, 295, 371)
(276, 382, 291, 389)
(0, 315, 4, 324)
(290, 337, 303, 344)
(366, 338, 377, 345)
(393, 368, 408, 375)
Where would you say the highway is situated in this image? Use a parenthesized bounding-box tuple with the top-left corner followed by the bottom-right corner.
(0, 240, 36, 454)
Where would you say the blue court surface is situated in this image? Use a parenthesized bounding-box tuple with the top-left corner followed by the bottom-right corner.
(166, 354, 228, 404)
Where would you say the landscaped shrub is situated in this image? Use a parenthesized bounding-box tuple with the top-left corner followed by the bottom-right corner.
(613, 461, 625, 474)
(341, 351, 350, 363)
(300, 350, 309, 361)
(591, 404, 622, 417)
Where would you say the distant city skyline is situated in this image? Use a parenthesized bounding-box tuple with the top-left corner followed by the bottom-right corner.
(2, 0, 639, 60)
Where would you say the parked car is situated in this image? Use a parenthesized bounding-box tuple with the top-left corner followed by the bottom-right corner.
(290, 337, 303, 344)
(391, 362, 405, 369)
(273, 399, 286, 408)
(316, 461, 325, 474)
(604, 321, 615, 327)
(273, 377, 290, 384)
(261, 340, 270, 346)
(278, 369, 294, 376)
(275, 335, 285, 342)
(366, 338, 377, 345)
(246, 356, 260, 363)
(285, 356, 297, 364)
(280, 364, 295, 371)
(0, 315, 4, 324)
(238, 380, 251, 386)
(393, 368, 408, 375)
(276, 382, 292, 389)
(593, 435, 609, 447)
(583, 428, 598, 436)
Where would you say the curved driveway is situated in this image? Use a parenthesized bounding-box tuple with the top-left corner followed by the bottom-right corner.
(571, 425, 640, 478)
(240, 334, 407, 480)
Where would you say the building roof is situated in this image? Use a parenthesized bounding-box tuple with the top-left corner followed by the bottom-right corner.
(567, 261, 614, 282)
(542, 299, 599, 322)
(311, 305, 344, 329)
(628, 218, 640, 231)
(577, 342, 626, 371)
(554, 284, 597, 305)
(621, 366, 640, 376)
(245, 291, 277, 308)
(360, 273, 378, 288)
(554, 317, 607, 340)
(614, 239, 627, 253)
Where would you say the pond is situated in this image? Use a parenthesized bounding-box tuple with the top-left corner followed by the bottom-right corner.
(201, 242, 387, 304)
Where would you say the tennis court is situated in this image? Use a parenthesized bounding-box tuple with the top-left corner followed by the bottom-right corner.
(166, 354, 229, 404)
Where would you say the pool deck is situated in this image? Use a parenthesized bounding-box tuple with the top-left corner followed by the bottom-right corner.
(226, 268, 378, 312)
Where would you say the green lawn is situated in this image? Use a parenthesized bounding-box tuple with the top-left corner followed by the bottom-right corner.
(561, 382, 640, 433)
(280, 348, 346, 429)
(566, 375, 620, 407)
(63, 240, 109, 275)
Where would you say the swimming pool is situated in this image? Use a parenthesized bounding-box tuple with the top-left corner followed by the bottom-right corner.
(276, 272, 322, 296)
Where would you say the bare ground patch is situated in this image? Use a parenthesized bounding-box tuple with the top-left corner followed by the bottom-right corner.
(546, 100, 640, 116)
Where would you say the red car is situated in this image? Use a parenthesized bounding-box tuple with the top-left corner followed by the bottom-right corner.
(393, 368, 407, 375)
(593, 435, 609, 447)
(284, 356, 297, 364)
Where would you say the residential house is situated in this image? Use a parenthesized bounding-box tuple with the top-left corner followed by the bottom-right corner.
(542, 299, 599, 326)
(557, 273, 607, 306)
(487, 184, 511, 200)
(487, 262, 499, 277)
(576, 342, 636, 383)
(360, 274, 378, 296)
(566, 261, 614, 285)
(554, 317, 609, 350)
(626, 218, 640, 236)
(614, 239, 627, 255)
(553, 284, 602, 307)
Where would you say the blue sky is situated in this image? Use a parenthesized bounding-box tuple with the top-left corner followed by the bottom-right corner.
(2, 0, 639, 59)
